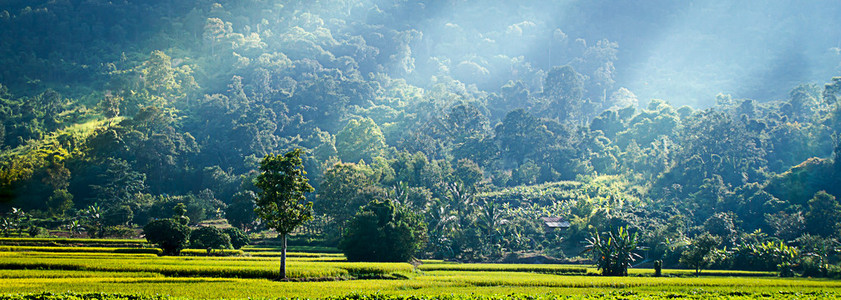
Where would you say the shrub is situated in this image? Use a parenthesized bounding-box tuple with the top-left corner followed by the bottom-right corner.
(581, 226, 641, 276)
(340, 199, 426, 262)
(27, 226, 43, 237)
(189, 226, 231, 250)
(223, 227, 250, 249)
(143, 219, 190, 255)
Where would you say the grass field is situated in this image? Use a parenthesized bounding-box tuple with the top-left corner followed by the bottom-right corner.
(0, 252, 413, 279)
(0, 239, 839, 299)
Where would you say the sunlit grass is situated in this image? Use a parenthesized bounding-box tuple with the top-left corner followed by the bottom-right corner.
(418, 261, 776, 278)
(0, 238, 144, 244)
(0, 252, 411, 279)
(245, 251, 345, 258)
(0, 270, 162, 279)
(0, 247, 836, 299)
(416, 271, 841, 289)
(0, 246, 161, 255)
(0, 270, 839, 299)
(418, 263, 587, 275)
(242, 245, 342, 253)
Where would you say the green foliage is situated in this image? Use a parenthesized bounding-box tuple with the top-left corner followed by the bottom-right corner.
(805, 191, 841, 236)
(542, 65, 585, 122)
(703, 212, 738, 245)
(340, 199, 427, 262)
(189, 226, 231, 250)
(477, 181, 581, 207)
(724, 238, 799, 276)
(222, 227, 250, 249)
(224, 191, 258, 231)
(795, 234, 839, 277)
(680, 233, 721, 275)
(765, 158, 838, 206)
(317, 162, 386, 235)
(582, 226, 641, 276)
(335, 118, 387, 164)
(255, 149, 314, 236)
(142, 219, 190, 256)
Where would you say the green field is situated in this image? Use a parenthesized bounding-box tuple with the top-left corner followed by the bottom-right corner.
(1, 240, 840, 299)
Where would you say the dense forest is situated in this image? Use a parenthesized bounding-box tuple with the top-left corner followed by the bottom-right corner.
(2, 0, 841, 271)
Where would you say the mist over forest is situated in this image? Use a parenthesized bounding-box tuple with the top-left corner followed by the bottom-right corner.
(2, 0, 841, 268)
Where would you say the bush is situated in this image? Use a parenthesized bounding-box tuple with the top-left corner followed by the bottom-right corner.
(582, 226, 641, 276)
(27, 226, 43, 237)
(143, 219, 190, 255)
(223, 227, 250, 249)
(339, 199, 426, 262)
(189, 226, 231, 250)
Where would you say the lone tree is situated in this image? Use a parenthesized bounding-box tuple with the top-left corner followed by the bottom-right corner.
(254, 149, 314, 279)
(680, 232, 721, 276)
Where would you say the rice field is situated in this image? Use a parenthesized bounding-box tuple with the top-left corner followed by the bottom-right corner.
(0, 238, 840, 299)
(0, 251, 413, 279)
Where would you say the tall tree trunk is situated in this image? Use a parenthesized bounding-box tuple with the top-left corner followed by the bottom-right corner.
(280, 233, 287, 279)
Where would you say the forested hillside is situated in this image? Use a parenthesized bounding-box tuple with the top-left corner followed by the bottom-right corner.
(2, 0, 841, 266)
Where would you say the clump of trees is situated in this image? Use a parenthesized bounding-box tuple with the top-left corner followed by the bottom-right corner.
(340, 199, 427, 262)
(143, 219, 190, 256)
(189, 226, 231, 251)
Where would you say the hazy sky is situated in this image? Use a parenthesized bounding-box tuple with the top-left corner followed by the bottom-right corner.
(398, 0, 841, 107)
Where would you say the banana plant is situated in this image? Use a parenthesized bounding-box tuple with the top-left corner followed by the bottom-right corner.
(582, 226, 641, 276)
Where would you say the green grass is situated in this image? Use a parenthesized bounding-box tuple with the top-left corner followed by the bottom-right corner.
(179, 249, 244, 256)
(0, 238, 149, 248)
(0, 246, 161, 255)
(418, 263, 587, 275)
(0, 271, 839, 299)
(0, 246, 839, 299)
(243, 245, 342, 253)
(0, 270, 163, 279)
(244, 251, 345, 258)
(416, 271, 837, 289)
(0, 290, 839, 300)
(0, 252, 412, 280)
(417, 262, 775, 277)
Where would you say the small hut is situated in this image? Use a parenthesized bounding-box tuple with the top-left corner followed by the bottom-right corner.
(540, 217, 570, 230)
